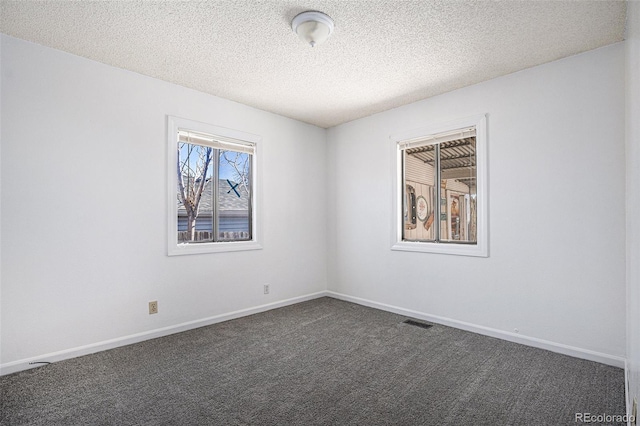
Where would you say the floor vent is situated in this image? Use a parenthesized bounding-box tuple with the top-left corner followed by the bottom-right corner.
(403, 319, 433, 329)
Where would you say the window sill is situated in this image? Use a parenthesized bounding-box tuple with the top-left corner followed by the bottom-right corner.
(168, 240, 263, 256)
(391, 241, 488, 257)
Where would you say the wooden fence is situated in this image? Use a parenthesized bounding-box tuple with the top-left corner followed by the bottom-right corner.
(178, 231, 250, 242)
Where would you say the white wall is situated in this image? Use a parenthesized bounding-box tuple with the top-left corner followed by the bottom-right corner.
(626, 0, 640, 416)
(327, 43, 626, 363)
(0, 35, 327, 371)
(0, 31, 630, 377)
(0, 30, 3, 370)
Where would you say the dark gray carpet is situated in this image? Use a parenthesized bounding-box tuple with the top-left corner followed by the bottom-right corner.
(0, 297, 626, 425)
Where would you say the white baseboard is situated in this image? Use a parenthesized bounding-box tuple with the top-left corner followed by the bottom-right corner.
(326, 291, 626, 368)
(0, 291, 328, 376)
(2, 290, 625, 376)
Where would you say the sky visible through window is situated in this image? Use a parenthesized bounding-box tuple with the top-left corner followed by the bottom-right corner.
(178, 143, 248, 183)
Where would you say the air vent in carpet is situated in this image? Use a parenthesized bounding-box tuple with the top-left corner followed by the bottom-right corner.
(403, 319, 433, 329)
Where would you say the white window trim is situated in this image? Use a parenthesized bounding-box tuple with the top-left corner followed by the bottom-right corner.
(167, 116, 262, 256)
(390, 114, 489, 257)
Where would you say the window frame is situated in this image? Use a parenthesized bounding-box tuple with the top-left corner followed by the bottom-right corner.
(167, 116, 262, 256)
(390, 114, 488, 257)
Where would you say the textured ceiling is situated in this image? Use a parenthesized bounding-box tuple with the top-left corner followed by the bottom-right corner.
(0, 1, 627, 128)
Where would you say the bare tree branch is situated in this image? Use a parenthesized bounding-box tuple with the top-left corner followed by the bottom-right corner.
(221, 151, 250, 196)
(177, 143, 213, 240)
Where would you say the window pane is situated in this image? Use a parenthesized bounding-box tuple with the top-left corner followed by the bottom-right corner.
(217, 150, 252, 241)
(393, 115, 486, 256)
(177, 142, 214, 243)
(403, 145, 436, 242)
(439, 137, 476, 243)
(169, 116, 261, 255)
(177, 144, 252, 244)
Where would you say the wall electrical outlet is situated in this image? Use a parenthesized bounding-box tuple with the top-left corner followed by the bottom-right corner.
(149, 301, 158, 315)
(264, 284, 270, 295)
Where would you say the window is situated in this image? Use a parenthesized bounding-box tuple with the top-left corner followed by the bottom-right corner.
(167, 116, 261, 255)
(391, 114, 488, 257)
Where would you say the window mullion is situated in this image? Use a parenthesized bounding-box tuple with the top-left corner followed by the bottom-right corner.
(401, 151, 406, 241)
(248, 158, 253, 239)
(212, 149, 220, 242)
(435, 143, 441, 243)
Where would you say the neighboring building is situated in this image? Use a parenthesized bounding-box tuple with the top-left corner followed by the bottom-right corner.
(177, 178, 250, 242)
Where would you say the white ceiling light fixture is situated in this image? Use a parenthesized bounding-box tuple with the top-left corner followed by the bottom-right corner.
(291, 11, 334, 47)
